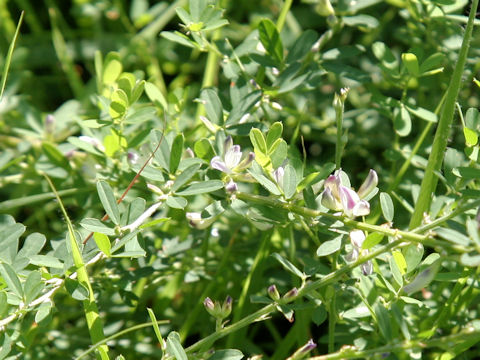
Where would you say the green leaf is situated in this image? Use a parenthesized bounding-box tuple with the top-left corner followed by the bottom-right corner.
(401, 53, 420, 76)
(209, 349, 244, 360)
(172, 163, 202, 192)
(194, 138, 215, 160)
(379, 192, 394, 222)
(343, 14, 379, 29)
(435, 227, 470, 246)
(372, 41, 398, 73)
(403, 244, 424, 274)
(0, 262, 24, 298)
(250, 128, 267, 154)
(166, 332, 187, 360)
(166, 196, 188, 209)
(271, 252, 305, 279)
(42, 142, 70, 169)
(455, 167, 480, 180)
(362, 232, 384, 249)
(17, 232, 45, 259)
(269, 138, 288, 169)
(405, 105, 438, 123)
(144, 81, 168, 110)
(266, 122, 283, 149)
(35, 301, 52, 323)
(1, 222, 25, 248)
(258, 18, 283, 64)
(93, 232, 111, 257)
(285, 29, 318, 64)
(80, 218, 116, 236)
(282, 164, 297, 199)
(248, 170, 281, 195)
(200, 88, 223, 125)
(24, 271, 43, 305)
(170, 134, 184, 174)
(402, 259, 441, 295)
(465, 107, 480, 129)
(374, 302, 393, 342)
(393, 105, 411, 137)
(460, 252, 480, 267)
(175, 180, 224, 195)
(29, 255, 64, 269)
(97, 181, 120, 225)
(161, 31, 197, 49)
(226, 90, 262, 125)
(102, 58, 122, 84)
(147, 308, 165, 354)
(419, 52, 445, 73)
(65, 278, 90, 300)
(117, 73, 135, 99)
(389, 254, 403, 286)
(393, 250, 407, 275)
(316, 235, 342, 257)
(463, 127, 478, 146)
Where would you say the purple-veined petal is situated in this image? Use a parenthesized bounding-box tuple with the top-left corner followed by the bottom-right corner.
(324, 173, 342, 200)
(339, 185, 361, 217)
(357, 169, 378, 199)
(361, 260, 373, 275)
(211, 156, 231, 173)
(236, 152, 255, 171)
(321, 187, 341, 211)
(224, 145, 242, 169)
(224, 136, 233, 154)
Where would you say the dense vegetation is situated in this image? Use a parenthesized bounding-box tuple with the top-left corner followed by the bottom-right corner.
(1, 0, 480, 359)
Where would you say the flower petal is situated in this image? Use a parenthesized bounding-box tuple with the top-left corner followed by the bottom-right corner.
(211, 156, 231, 173)
(353, 199, 370, 217)
(350, 229, 366, 248)
(225, 145, 242, 169)
(357, 169, 378, 199)
(339, 185, 361, 217)
(321, 187, 341, 211)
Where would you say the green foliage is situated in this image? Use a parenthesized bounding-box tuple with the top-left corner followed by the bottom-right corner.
(1, 0, 480, 359)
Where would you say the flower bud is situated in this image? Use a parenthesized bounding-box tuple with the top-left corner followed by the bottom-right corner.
(45, 114, 55, 134)
(221, 295, 233, 317)
(357, 169, 378, 199)
(283, 287, 298, 300)
(349, 230, 366, 248)
(225, 180, 238, 193)
(273, 166, 285, 189)
(267, 284, 280, 301)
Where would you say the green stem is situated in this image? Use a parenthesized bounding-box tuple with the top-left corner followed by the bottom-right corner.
(334, 96, 344, 170)
(74, 320, 169, 360)
(137, 0, 188, 39)
(0, 11, 23, 100)
(235, 191, 471, 252)
(276, 0, 293, 32)
(43, 175, 109, 360)
(409, 0, 479, 229)
(48, 5, 85, 99)
(181, 239, 402, 356)
(195, 28, 222, 121)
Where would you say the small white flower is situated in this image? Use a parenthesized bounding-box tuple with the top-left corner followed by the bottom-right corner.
(210, 136, 254, 174)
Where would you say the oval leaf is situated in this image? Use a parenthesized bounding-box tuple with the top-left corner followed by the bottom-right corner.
(316, 235, 342, 257)
(380, 192, 394, 222)
(175, 180, 224, 196)
(97, 181, 120, 225)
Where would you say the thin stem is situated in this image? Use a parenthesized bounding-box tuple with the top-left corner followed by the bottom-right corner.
(234, 191, 470, 252)
(334, 96, 344, 170)
(43, 174, 109, 360)
(182, 239, 403, 357)
(409, 0, 479, 229)
(0, 11, 23, 100)
(276, 0, 293, 32)
(137, 0, 188, 39)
